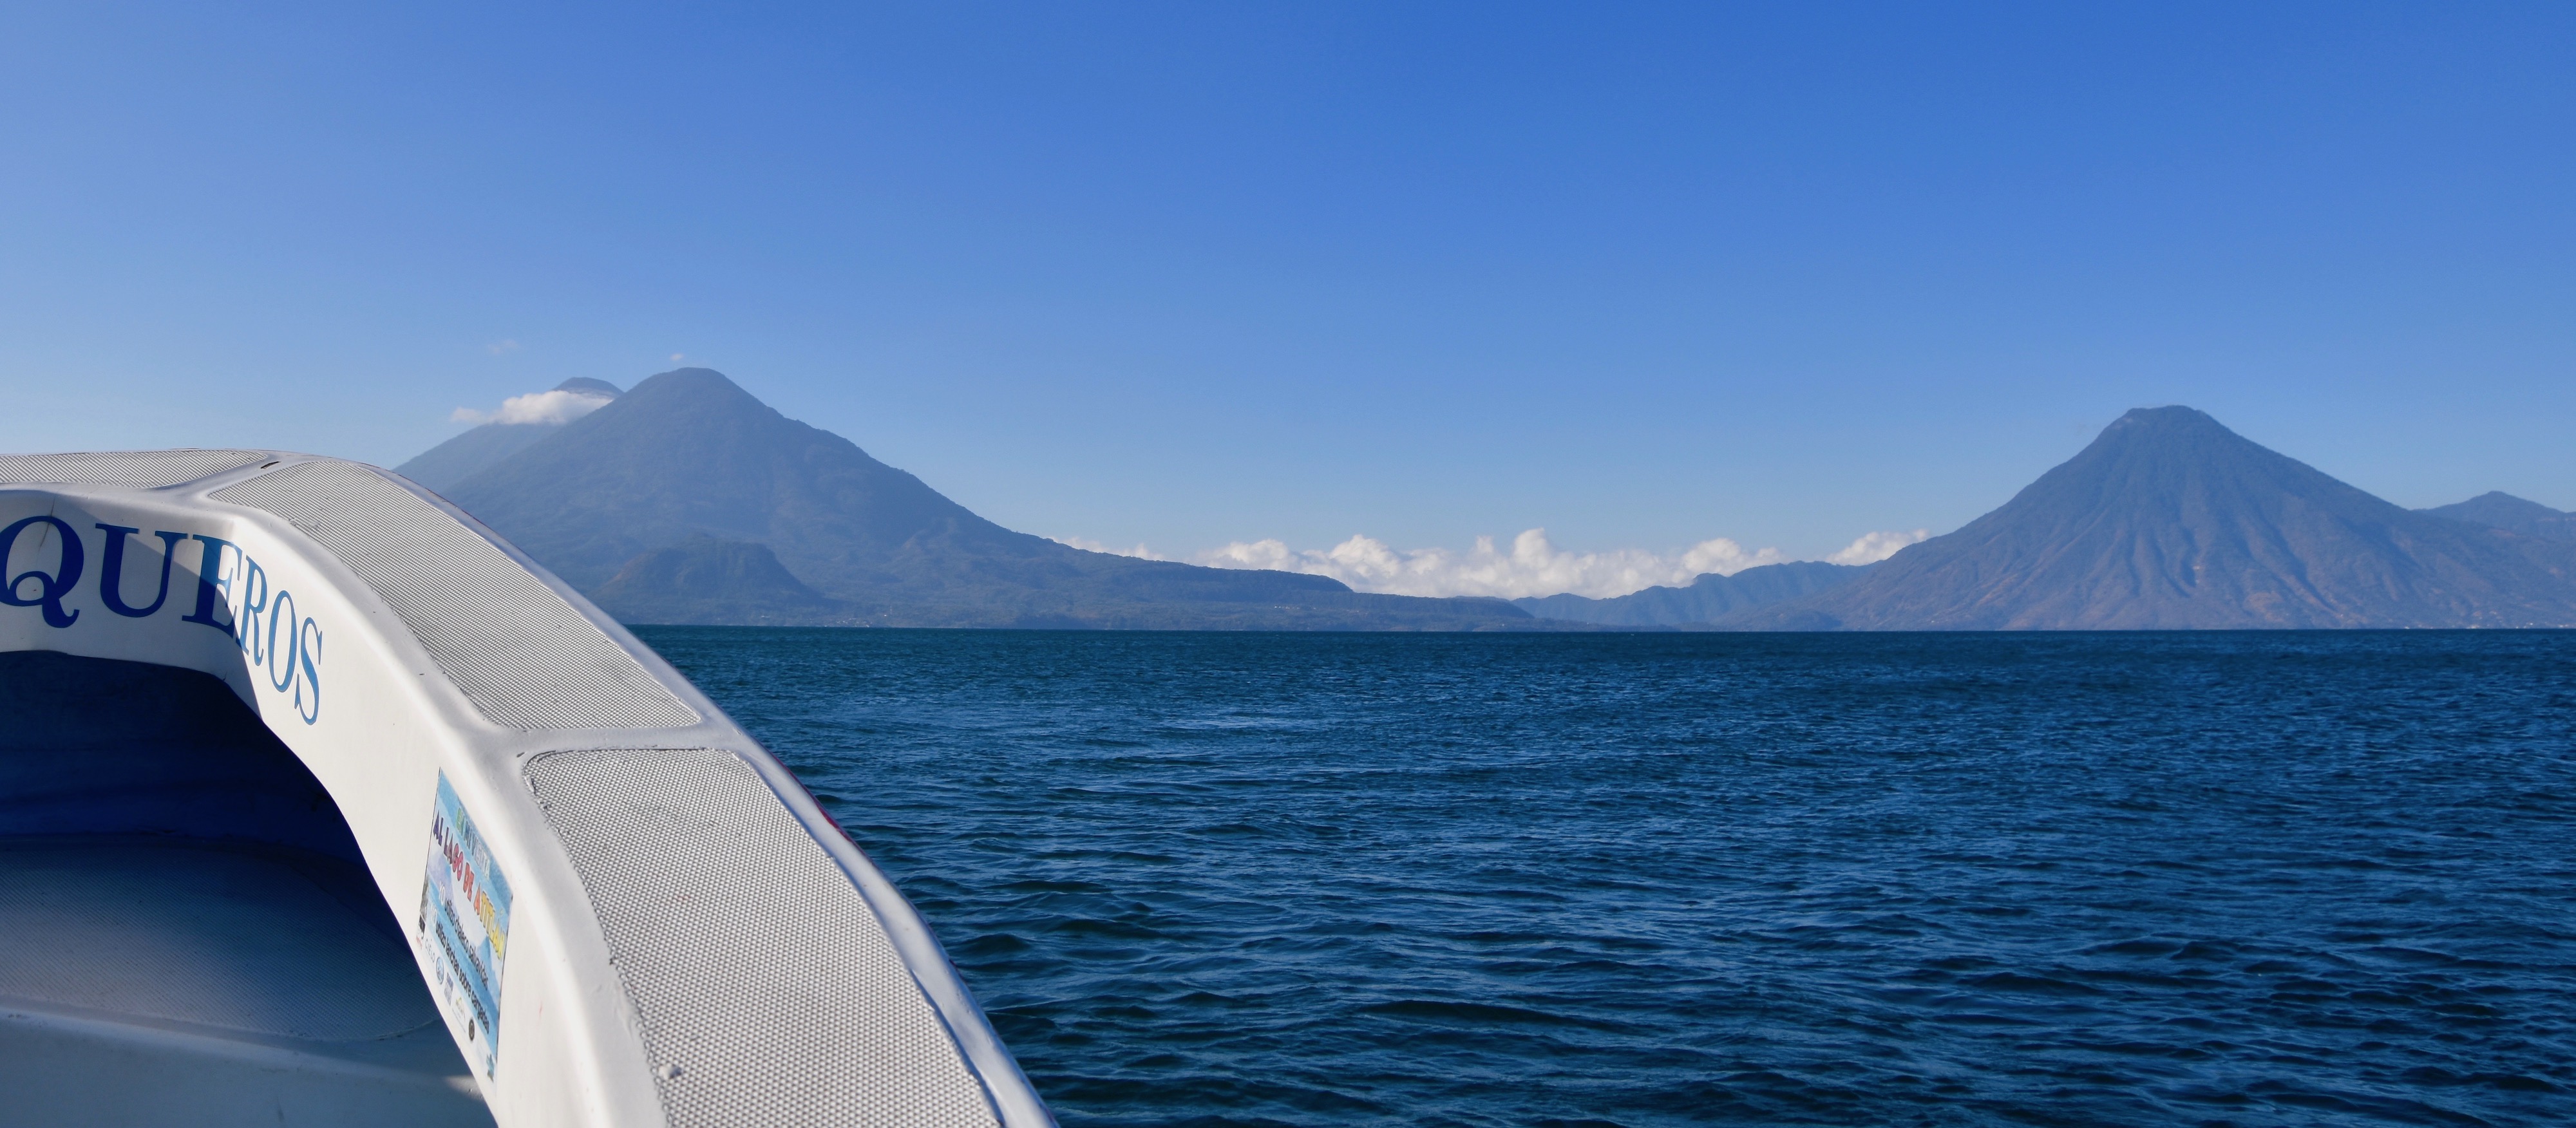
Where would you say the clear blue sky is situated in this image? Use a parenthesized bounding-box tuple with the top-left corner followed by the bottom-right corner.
(4, 3, 2571, 564)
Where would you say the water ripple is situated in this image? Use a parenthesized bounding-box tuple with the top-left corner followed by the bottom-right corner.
(643, 628, 2576, 1127)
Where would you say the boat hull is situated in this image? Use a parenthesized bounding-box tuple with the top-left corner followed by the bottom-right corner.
(0, 451, 1052, 1128)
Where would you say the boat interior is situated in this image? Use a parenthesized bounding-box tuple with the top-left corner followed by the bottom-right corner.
(0, 649, 491, 1126)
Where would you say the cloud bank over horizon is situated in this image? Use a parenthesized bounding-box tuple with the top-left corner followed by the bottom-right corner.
(1054, 526, 1939, 599)
(1199, 531, 1781, 599)
(451, 388, 615, 426)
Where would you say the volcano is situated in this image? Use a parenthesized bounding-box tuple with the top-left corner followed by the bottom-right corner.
(1725, 407, 2576, 630)
(418, 368, 1532, 630)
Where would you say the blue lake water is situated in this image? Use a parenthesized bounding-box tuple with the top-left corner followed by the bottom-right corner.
(636, 628, 2576, 1127)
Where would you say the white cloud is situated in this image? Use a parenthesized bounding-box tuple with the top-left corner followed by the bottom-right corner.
(1194, 529, 1785, 600)
(450, 388, 614, 427)
(1053, 536, 1168, 561)
(486, 339, 521, 355)
(1828, 528, 1930, 565)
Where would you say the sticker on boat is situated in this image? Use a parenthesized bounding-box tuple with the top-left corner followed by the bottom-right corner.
(419, 770, 514, 1078)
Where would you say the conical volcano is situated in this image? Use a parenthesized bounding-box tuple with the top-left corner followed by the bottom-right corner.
(1729, 406, 2576, 630)
(431, 368, 1533, 629)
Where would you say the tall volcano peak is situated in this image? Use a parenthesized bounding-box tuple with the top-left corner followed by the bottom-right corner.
(620, 366, 758, 406)
(417, 368, 1533, 630)
(2106, 404, 2222, 429)
(1727, 407, 2576, 630)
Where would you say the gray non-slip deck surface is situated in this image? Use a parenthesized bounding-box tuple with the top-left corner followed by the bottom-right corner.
(213, 460, 699, 731)
(528, 748, 1001, 1128)
(0, 450, 266, 489)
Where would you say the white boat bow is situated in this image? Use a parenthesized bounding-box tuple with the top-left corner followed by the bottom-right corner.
(0, 449, 1053, 1128)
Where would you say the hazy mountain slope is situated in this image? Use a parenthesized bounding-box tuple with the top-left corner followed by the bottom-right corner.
(397, 377, 623, 493)
(399, 424, 557, 494)
(1515, 561, 1868, 625)
(2420, 492, 2576, 543)
(437, 368, 1534, 629)
(1723, 407, 2576, 630)
(588, 536, 842, 625)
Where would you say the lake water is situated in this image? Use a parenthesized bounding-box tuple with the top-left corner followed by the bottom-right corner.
(636, 628, 2576, 1127)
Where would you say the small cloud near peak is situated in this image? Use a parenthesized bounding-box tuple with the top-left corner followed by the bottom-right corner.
(451, 387, 616, 426)
(1828, 529, 1930, 565)
(486, 339, 522, 355)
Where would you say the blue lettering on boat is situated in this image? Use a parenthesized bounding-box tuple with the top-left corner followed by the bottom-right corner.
(1, 520, 322, 724)
(180, 534, 236, 632)
(0, 515, 84, 628)
(95, 524, 187, 617)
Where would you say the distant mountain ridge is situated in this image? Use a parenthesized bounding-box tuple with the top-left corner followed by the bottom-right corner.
(422, 368, 1537, 630)
(2418, 492, 2576, 543)
(1719, 407, 2576, 630)
(402, 379, 2576, 632)
(1513, 561, 1870, 626)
